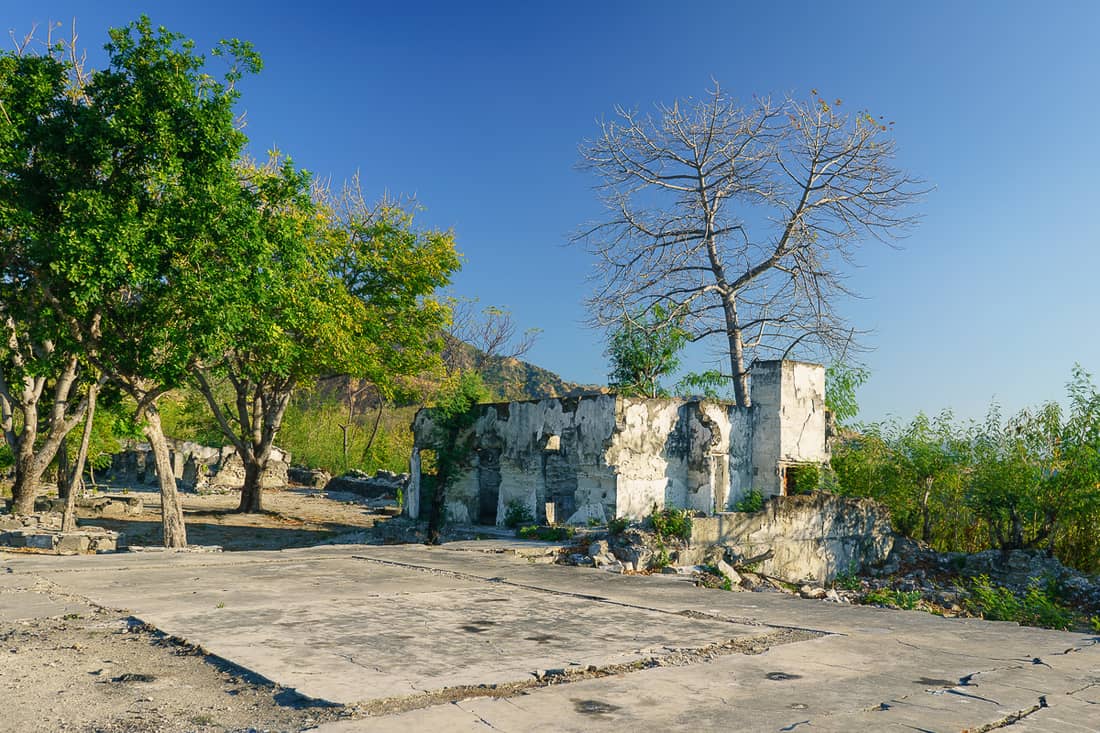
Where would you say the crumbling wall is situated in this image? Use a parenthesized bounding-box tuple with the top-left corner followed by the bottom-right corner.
(406, 360, 830, 526)
(689, 493, 895, 583)
(606, 400, 752, 519)
(749, 360, 829, 497)
(106, 440, 290, 491)
(409, 396, 620, 526)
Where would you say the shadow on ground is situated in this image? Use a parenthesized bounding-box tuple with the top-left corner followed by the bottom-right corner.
(84, 514, 368, 550)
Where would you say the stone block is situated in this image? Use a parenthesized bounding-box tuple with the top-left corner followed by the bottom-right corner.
(25, 533, 59, 550)
(56, 534, 91, 554)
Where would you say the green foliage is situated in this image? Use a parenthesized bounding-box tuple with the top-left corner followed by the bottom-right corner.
(649, 543, 671, 569)
(697, 564, 734, 591)
(864, 588, 922, 610)
(650, 504, 692, 541)
(516, 525, 575, 541)
(157, 390, 227, 447)
(825, 363, 870, 425)
(833, 367, 1100, 571)
(503, 499, 535, 529)
(966, 575, 1076, 631)
(675, 370, 731, 400)
(425, 371, 490, 539)
(788, 465, 820, 495)
(0, 443, 12, 473)
(277, 399, 414, 475)
(832, 564, 862, 591)
(606, 305, 688, 398)
(608, 516, 630, 535)
(732, 489, 765, 513)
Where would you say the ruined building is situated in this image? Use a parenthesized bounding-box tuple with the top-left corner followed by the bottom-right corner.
(406, 360, 829, 527)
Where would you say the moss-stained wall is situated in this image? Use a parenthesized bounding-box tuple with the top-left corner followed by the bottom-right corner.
(407, 361, 828, 526)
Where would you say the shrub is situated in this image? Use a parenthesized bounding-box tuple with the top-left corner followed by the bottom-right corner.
(650, 504, 692, 541)
(503, 499, 534, 529)
(732, 489, 765, 513)
(608, 516, 630, 535)
(864, 588, 922, 610)
(516, 525, 575, 541)
(965, 575, 1076, 630)
(788, 465, 820, 495)
(832, 564, 862, 591)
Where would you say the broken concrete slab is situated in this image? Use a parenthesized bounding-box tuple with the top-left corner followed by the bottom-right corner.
(3, 543, 1098, 732)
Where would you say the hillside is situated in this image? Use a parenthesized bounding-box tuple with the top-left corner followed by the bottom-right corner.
(443, 339, 602, 401)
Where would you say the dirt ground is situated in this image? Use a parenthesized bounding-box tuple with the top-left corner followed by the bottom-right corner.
(1, 484, 410, 732)
(74, 484, 399, 551)
(1, 608, 350, 733)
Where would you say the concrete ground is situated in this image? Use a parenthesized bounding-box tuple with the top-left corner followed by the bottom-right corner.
(3, 542, 1098, 732)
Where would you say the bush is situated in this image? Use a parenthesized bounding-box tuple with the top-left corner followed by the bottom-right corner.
(965, 575, 1076, 630)
(732, 489, 764, 513)
(608, 516, 630, 535)
(503, 499, 534, 529)
(788, 465, 820, 495)
(864, 588, 922, 610)
(516, 525, 575, 541)
(832, 564, 862, 591)
(650, 504, 692, 541)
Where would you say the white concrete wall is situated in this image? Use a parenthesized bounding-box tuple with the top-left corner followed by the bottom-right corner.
(749, 360, 828, 496)
(407, 360, 828, 523)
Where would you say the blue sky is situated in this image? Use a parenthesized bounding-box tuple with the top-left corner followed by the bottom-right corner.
(6, 1, 1099, 422)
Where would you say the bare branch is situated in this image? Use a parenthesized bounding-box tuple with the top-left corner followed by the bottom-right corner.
(575, 86, 925, 405)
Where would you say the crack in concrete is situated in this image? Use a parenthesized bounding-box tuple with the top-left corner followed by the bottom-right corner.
(345, 627, 821, 718)
(351, 554, 832, 636)
(967, 696, 1047, 731)
(455, 700, 503, 731)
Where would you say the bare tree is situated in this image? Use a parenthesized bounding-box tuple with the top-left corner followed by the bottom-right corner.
(443, 299, 539, 375)
(576, 85, 925, 406)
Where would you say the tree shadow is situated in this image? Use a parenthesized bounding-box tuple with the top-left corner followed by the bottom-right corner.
(82, 514, 372, 551)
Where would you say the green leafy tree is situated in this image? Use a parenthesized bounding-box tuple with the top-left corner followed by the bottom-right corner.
(0, 37, 107, 514)
(18, 17, 262, 545)
(833, 411, 967, 548)
(606, 305, 688, 398)
(194, 160, 459, 513)
(824, 363, 869, 426)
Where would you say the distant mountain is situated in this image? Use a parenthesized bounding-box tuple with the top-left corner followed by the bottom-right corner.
(311, 340, 604, 410)
(446, 339, 603, 401)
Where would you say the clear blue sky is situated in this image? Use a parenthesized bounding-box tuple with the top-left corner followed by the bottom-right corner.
(7, 1, 1100, 423)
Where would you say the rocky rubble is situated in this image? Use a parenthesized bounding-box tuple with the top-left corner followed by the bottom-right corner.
(324, 469, 409, 499)
(553, 513, 1100, 628)
(288, 466, 332, 488)
(0, 511, 123, 554)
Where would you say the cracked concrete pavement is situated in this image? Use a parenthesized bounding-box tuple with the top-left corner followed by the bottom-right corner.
(2, 541, 1098, 732)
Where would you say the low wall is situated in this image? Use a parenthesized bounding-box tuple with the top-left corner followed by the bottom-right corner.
(106, 440, 290, 491)
(689, 493, 895, 584)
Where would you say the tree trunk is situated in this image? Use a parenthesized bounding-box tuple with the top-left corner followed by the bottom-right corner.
(921, 479, 933, 544)
(62, 384, 98, 532)
(426, 472, 446, 545)
(57, 441, 70, 500)
(237, 458, 264, 513)
(142, 407, 188, 548)
(721, 296, 750, 407)
(11, 444, 40, 515)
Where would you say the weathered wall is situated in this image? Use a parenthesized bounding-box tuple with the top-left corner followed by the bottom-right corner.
(750, 360, 828, 497)
(605, 400, 753, 519)
(407, 360, 829, 525)
(107, 441, 290, 491)
(689, 494, 895, 583)
(409, 396, 620, 526)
